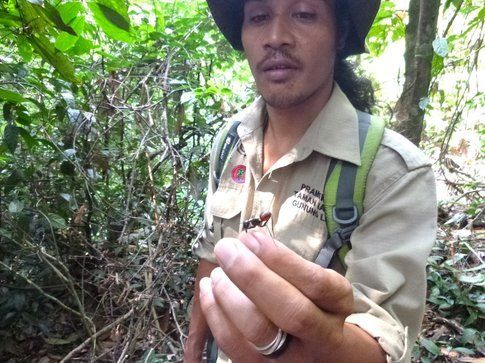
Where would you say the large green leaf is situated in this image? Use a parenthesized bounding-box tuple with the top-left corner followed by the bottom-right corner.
(58, 2, 84, 24)
(88, 1, 132, 42)
(17, 0, 50, 33)
(0, 89, 27, 103)
(55, 32, 79, 52)
(27, 34, 77, 83)
(17, 36, 34, 62)
(0, 11, 21, 26)
(41, 2, 77, 35)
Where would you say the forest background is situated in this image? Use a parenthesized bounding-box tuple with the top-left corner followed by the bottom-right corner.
(0, 0, 483, 362)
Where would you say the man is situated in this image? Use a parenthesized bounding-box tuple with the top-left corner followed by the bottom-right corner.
(184, 0, 437, 362)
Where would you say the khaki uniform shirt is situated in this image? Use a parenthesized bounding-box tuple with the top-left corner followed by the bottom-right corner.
(192, 84, 437, 363)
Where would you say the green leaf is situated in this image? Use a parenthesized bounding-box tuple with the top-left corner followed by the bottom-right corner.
(0, 11, 21, 26)
(17, 36, 34, 62)
(8, 200, 24, 214)
(420, 338, 441, 356)
(3, 124, 19, 153)
(461, 328, 477, 344)
(46, 213, 67, 229)
(55, 32, 79, 52)
(41, 2, 77, 35)
(58, 2, 84, 25)
(458, 273, 485, 285)
(17, 0, 50, 33)
(453, 347, 476, 355)
(69, 37, 93, 55)
(97, 3, 130, 31)
(27, 34, 77, 83)
(0, 89, 27, 103)
(88, 1, 132, 42)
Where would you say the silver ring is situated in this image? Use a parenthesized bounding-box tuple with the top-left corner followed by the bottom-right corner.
(252, 328, 288, 356)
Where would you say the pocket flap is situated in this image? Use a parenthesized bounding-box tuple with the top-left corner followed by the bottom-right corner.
(210, 188, 243, 219)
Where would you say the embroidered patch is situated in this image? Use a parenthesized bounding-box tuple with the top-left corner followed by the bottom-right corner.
(231, 165, 246, 184)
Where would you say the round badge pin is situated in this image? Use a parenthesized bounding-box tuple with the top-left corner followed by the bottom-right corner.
(231, 165, 246, 184)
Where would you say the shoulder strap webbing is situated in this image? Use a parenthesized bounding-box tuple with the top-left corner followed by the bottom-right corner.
(213, 121, 241, 188)
(314, 112, 385, 269)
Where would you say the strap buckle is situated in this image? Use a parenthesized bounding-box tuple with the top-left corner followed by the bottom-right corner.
(332, 205, 358, 226)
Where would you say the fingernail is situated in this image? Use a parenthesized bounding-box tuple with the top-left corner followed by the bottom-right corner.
(199, 277, 212, 297)
(242, 231, 261, 255)
(210, 267, 225, 284)
(214, 238, 239, 268)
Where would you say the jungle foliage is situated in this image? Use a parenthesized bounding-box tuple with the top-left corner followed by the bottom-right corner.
(0, 0, 483, 361)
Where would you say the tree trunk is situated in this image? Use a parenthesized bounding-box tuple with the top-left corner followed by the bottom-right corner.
(393, 0, 441, 146)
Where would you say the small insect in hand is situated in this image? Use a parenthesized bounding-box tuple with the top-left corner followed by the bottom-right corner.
(242, 211, 272, 232)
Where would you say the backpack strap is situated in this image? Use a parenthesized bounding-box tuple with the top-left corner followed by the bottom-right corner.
(213, 121, 241, 188)
(314, 112, 385, 269)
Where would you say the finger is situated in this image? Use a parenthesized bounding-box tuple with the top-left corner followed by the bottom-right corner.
(210, 267, 278, 347)
(239, 231, 353, 316)
(199, 277, 262, 362)
(214, 238, 342, 344)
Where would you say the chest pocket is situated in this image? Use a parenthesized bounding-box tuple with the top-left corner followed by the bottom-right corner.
(210, 187, 243, 241)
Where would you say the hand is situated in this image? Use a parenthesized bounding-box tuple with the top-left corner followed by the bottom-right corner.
(198, 230, 358, 362)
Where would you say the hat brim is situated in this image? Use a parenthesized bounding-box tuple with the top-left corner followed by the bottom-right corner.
(206, 0, 381, 57)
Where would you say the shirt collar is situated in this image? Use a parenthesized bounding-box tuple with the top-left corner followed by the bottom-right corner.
(232, 83, 361, 166)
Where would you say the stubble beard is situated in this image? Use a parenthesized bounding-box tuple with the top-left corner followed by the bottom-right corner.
(258, 82, 327, 110)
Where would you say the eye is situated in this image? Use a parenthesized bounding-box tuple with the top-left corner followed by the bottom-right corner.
(249, 13, 269, 24)
(293, 11, 317, 21)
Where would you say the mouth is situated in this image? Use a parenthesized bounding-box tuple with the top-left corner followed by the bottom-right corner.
(260, 58, 299, 82)
(261, 59, 298, 72)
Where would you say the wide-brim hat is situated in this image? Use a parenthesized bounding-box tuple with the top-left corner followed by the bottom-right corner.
(206, 0, 381, 58)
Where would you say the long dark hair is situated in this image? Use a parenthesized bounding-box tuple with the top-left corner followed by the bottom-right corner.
(334, 0, 376, 114)
(334, 58, 376, 114)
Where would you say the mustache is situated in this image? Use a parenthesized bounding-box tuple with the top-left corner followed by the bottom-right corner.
(256, 49, 303, 71)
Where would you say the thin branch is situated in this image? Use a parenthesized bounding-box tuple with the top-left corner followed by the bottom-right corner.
(60, 308, 135, 363)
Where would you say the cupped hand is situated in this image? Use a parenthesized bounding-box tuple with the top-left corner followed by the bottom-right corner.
(198, 230, 354, 362)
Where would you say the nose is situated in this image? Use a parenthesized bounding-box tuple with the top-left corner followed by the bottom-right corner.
(264, 15, 295, 50)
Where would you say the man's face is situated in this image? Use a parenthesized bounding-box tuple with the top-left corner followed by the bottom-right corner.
(241, 0, 338, 110)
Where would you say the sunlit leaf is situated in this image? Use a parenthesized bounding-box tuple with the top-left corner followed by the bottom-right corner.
(97, 3, 130, 31)
(458, 273, 484, 285)
(433, 37, 449, 57)
(0, 89, 27, 103)
(419, 97, 430, 110)
(17, 0, 49, 32)
(0, 11, 21, 26)
(69, 37, 93, 55)
(27, 34, 77, 83)
(8, 200, 24, 214)
(55, 31, 79, 52)
(17, 36, 34, 62)
(58, 2, 84, 24)
(46, 213, 67, 229)
(88, 1, 132, 42)
(42, 2, 77, 35)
